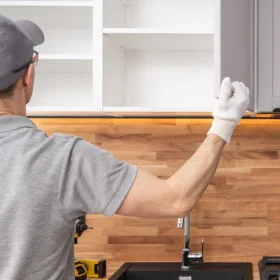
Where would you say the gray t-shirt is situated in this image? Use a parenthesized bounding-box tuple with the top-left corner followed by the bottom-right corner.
(0, 116, 137, 280)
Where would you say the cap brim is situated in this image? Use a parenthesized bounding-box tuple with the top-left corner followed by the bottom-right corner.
(15, 19, 45, 47)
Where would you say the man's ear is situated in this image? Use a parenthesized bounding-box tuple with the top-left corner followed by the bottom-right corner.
(23, 65, 34, 87)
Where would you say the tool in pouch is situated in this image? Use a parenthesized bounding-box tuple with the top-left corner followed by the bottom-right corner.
(74, 216, 106, 279)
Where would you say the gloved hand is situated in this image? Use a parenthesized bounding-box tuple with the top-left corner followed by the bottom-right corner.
(207, 77, 249, 144)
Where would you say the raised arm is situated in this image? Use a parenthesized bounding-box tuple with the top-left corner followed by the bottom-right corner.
(116, 78, 249, 218)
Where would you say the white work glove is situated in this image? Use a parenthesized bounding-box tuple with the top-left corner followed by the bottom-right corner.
(207, 77, 249, 144)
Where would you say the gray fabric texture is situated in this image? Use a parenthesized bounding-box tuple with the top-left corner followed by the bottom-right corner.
(0, 116, 137, 280)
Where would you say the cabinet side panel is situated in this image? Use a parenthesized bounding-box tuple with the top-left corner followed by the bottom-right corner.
(93, 0, 103, 111)
(272, 0, 280, 109)
(103, 36, 126, 107)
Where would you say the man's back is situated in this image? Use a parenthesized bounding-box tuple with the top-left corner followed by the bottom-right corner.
(0, 116, 137, 280)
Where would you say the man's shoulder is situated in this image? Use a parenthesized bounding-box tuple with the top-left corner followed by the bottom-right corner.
(46, 132, 81, 148)
(33, 128, 100, 159)
(48, 132, 78, 142)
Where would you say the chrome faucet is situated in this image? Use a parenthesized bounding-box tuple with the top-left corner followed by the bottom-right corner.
(177, 214, 204, 270)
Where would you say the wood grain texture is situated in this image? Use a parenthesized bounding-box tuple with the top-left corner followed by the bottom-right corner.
(32, 118, 280, 280)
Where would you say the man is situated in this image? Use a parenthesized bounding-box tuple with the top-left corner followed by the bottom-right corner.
(0, 15, 249, 280)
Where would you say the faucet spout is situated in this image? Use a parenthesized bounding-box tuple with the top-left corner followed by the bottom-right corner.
(177, 214, 204, 270)
(184, 215, 190, 249)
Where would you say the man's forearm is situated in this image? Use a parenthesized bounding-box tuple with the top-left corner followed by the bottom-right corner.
(166, 134, 226, 216)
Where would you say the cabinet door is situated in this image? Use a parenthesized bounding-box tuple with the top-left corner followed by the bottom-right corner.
(214, 0, 255, 111)
(272, 0, 280, 111)
(257, 0, 280, 113)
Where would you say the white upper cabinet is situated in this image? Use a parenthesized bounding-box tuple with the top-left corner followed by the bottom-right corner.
(101, 0, 254, 113)
(0, 0, 255, 115)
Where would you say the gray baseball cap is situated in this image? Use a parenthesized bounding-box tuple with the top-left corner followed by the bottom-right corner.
(0, 14, 45, 91)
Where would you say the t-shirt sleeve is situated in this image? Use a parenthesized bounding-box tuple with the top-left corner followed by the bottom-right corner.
(58, 137, 138, 221)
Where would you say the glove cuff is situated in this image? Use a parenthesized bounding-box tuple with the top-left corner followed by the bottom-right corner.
(207, 119, 236, 144)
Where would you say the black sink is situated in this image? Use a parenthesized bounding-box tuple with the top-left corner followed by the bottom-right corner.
(109, 262, 253, 280)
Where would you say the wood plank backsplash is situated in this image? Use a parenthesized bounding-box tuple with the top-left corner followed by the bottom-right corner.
(33, 118, 280, 280)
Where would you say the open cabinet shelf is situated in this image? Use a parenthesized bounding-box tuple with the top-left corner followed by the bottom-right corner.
(103, 28, 214, 34)
(103, 0, 215, 30)
(39, 54, 93, 60)
(103, 34, 216, 112)
(27, 59, 94, 115)
(103, 29, 213, 51)
(0, 1, 97, 115)
(1, 6, 93, 55)
(0, 1, 93, 7)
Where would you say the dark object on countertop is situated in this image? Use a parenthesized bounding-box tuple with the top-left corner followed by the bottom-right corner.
(259, 256, 280, 280)
(94, 260, 107, 278)
(109, 262, 253, 280)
